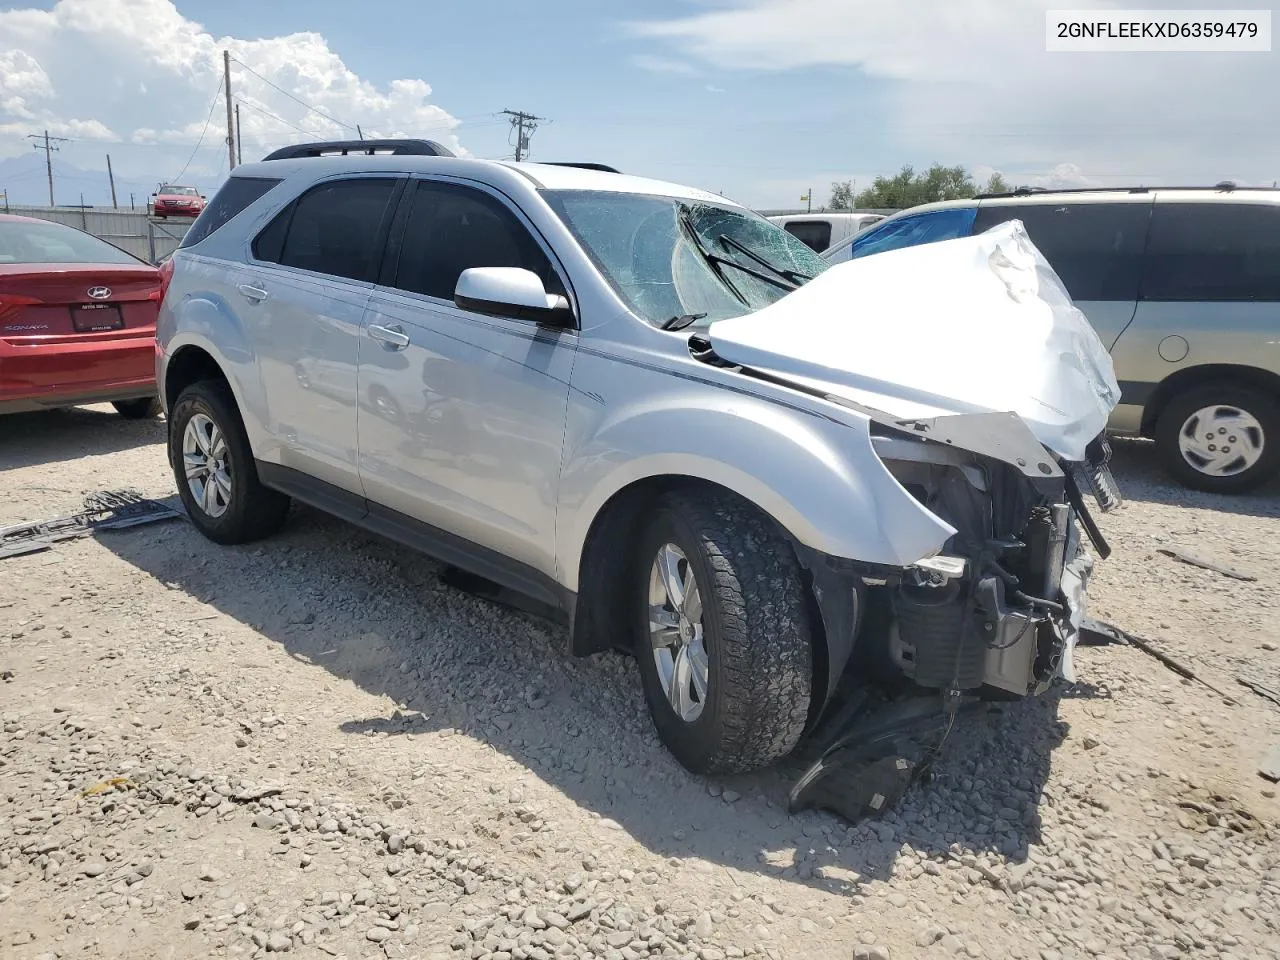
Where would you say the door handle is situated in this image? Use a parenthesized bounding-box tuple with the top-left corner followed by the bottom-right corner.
(368, 323, 410, 350)
(238, 283, 269, 303)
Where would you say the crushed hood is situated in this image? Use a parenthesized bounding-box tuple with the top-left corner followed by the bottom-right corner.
(707, 220, 1121, 463)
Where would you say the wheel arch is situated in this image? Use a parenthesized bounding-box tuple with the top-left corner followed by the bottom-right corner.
(567, 473, 861, 733)
(163, 343, 231, 412)
(1140, 363, 1280, 436)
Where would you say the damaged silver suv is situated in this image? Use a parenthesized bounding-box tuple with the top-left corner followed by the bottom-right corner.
(156, 140, 1121, 811)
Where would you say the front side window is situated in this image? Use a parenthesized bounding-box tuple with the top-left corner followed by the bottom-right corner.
(544, 190, 828, 328)
(388, 181, 561, 300)
(1140, 201, 1280, 302)
(783, 220, 832, 253)
(849, 207, 976, 259)
(973, 201, 1151, 301)
(181, 176, 281, 249)
(253, 178, 398, 282)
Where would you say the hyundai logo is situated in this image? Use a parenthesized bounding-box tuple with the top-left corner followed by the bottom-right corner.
(87, 286, 112, 300)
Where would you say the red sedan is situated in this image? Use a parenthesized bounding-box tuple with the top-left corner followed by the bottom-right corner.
(0, 214, 164, 418)
(149, 183, 205, 219)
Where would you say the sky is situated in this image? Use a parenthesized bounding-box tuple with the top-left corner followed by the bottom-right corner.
(0, 0, 1276, 210)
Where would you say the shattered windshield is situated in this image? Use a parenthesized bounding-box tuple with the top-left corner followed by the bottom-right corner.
(543, 190, 829, 329)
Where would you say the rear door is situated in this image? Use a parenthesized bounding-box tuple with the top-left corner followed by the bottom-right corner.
(241, 175, 403, 494)
(971, 198, 1153, 350)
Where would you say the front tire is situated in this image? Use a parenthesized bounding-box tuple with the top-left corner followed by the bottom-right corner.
(168, 380, 291, 544)
(1154, 383, 1280, 494)
(634, 489, 813, 776)
(113, 397, 161, 419)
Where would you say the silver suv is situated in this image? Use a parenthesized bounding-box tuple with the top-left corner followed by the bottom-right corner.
(825, 186, 1280, 494)
(156, 140, 1119, 780)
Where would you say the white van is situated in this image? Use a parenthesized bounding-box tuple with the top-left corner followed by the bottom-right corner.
(766, 213, 885, 254)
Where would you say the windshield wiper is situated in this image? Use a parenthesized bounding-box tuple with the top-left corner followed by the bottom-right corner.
(660, 313, 707, 331)
(716, 233, 810, 287)
(677, 206, 750, 306)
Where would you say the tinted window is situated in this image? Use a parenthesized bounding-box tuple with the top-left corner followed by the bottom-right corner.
(850, 208, 976, 259)
(390, 181, 560, 300)
(1140, 202, 1280, 302)
(783, 220, 832, 252)
(180, 176, 281, 248)
(259, 178, 398, 282)
(0, 219, 142, 265)
(973, 201, 1151, 301)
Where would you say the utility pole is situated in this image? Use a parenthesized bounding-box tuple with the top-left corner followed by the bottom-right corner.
(235, 103, 243, 165)
(223, 49, 236, 172)
(106, 153, 118, 207)
(502, 109, 543, 161)
(28, 130, 69, 207)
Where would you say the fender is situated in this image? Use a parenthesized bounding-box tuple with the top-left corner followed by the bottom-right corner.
(158, 282, 274, 458)
(556, 386, 955, 595)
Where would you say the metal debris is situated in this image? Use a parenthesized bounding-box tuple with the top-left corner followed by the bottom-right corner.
(1079, 617, 1237, 705)
(0, 490, 183, 560)
(1157, 546, 1256, 582)
(1237, 675, 1280, 709)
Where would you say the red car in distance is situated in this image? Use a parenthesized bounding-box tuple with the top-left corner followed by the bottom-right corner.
(0, 214, 165, 419)
(149, 183, 205, 218)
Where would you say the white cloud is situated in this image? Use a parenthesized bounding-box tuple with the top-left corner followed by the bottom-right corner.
(0, 0, 463, 186)
(631, 0, 1280, 186)
(631, 55, 701, 77)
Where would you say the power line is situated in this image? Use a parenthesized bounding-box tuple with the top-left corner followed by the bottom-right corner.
(172, 79, 225, 185)
(236, 95, 326, 138)
(230, 57, 356, 133)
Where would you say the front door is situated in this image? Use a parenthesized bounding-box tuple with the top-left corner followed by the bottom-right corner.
(356, 178, 577, 580)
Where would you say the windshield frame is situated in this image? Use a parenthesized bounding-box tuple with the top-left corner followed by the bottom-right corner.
(542, 188, 828, 330)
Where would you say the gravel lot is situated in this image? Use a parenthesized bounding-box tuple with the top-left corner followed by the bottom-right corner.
(2, 405, 1279, 960)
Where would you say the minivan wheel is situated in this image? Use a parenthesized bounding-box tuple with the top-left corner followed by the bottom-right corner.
(633, 490, 813, 776)
(168, 380, 291, 543)
(1154, 383, 1280, 494)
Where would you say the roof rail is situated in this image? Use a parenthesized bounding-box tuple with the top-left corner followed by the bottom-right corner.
(976, 183, 1277, 200)
(260, 139, 455, 161)
(539, 162, 621, 173)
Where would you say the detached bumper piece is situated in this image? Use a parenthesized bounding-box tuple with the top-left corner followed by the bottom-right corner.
(0, 489, 183, 560)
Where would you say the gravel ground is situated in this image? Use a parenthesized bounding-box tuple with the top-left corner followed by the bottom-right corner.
(2, 404, 1279, 960)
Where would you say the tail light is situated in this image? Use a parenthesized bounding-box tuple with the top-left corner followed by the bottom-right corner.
(155, 257, 176, 304)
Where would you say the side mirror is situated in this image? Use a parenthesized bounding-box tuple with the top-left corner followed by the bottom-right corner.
(454, 267, 574, 327)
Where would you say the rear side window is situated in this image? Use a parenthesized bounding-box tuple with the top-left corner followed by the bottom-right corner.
(850, 207, 975, 259)
(973, 201, 1151, 301)
(179, 176, 281, 248)
(388, 180, 561, 300)
(1140, 202, 1280, 302)
(783, 220, 832, 253)
(254, 178, 398, 283)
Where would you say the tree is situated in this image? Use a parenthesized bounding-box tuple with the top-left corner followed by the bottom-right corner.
(982, 172, 1013, 195)
(853, 163, 977, 208)
(828, 180, 855, 211)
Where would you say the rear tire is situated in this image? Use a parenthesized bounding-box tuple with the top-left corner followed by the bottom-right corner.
(113, 397, 161, 419)
(168, 380, 290, 544)
(1154, 383, 1280, 494)
(633, 489, 813, 776)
